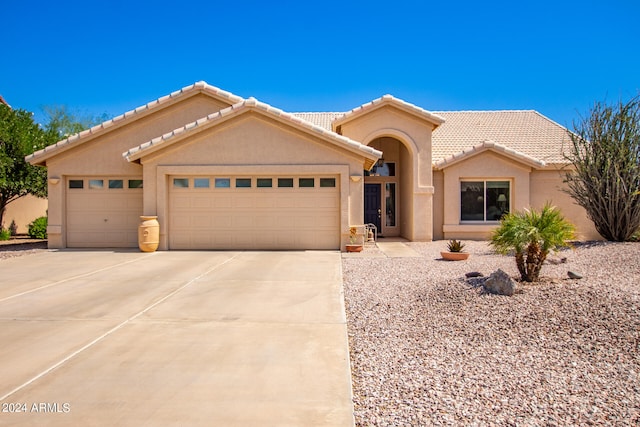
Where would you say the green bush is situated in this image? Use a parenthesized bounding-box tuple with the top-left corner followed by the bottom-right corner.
(490, 204, 575, 282)
(0, 228, 10, 241)
(28, 216, 48, 239)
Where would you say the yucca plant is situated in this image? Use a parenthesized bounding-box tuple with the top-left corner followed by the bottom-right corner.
(490, 203, 575, 282)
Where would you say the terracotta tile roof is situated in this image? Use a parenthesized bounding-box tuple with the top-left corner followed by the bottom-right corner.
(27, 81, 244, 165)
(26, 79, 572, 169)
(124, 98, 382, 169)
(291, 112, 344, 131)
(432, 111, 572, 165)
(296, 110, 572, 166)
(434, 139, 546, 169)
(0, 94, 9, 107)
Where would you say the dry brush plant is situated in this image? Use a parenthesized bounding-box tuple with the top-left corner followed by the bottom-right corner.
(564, 95, 640, 241)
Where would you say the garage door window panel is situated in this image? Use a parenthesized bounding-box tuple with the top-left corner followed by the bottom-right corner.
(109, 179, 123, 189)
(257, 178, 272, 188)
(128, 179, 143, 189)
(299, 178, 314, 188)
(214, 178, 230, 188)
(173, 178, 189, 188)
(194, 178, 210, 188)
(278, 178, 294, 188)
(69, 180, 84, 189)
(236, 178, 251, 188)
(89, 179, 104, 189)
(320, 178, 336, 188)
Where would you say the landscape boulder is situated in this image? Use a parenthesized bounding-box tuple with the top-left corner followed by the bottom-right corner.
(484, 269, 518, 296)
(567, 270, 583, 279)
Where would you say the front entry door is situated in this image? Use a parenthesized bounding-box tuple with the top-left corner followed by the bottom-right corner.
(364, 183, 382, 234)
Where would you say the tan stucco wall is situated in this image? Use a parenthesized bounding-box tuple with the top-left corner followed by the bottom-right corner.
(441, 151, 532, 240)
(2, 195, 47, 234)
(432, 170, 444, 240)
(44, 93, 235, 248)
(438, 154, 601, 241)
(530, 169, 600, 241)
(139, 113, 367, 250)
(339, 105, 436, 240)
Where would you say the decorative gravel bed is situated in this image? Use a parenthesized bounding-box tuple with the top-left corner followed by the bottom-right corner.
(0, 238, 47, 260)
(343, 241, 640, 426)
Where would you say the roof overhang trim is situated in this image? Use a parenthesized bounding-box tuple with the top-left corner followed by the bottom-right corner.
(332, 94, 445, 131)
(26, 81, 244, 166)
(433, 140, 546, 170)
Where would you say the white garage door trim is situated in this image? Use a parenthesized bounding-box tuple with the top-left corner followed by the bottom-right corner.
(65, 177, 143, 248)
(168, 175, 340, 250)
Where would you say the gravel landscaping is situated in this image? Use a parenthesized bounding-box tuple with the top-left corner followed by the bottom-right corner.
(0, 237, 48, 260)
(343, 241, 640, 426)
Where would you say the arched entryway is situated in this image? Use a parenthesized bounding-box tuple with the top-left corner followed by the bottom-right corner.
(364, 136, 413, 238)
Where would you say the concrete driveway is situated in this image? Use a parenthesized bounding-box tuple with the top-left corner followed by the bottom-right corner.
(0, 250, 353, 426)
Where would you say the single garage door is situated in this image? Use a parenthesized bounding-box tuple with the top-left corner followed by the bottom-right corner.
(66, 177, 143, 247)
(169, 175, 340, 250)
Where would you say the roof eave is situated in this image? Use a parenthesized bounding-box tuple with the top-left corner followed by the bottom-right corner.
(29, 81, 245, 165)
(334, 95, 445, 129)
(433, 140, 546, 170)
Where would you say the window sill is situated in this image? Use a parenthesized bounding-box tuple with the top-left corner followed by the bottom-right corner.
(443, 223, 499, 232)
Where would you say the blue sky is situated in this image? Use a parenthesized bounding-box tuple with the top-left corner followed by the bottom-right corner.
(3, 0, 639, 129)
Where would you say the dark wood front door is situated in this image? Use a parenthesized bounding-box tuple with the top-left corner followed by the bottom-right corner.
(364, 183, 382, 234)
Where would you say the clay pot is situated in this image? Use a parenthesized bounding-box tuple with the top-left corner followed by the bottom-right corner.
(440, 251, 470, 261)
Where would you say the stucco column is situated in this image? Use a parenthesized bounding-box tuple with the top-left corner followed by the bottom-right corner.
(412, 188, 434, 241)
(46, 176, 64, 248)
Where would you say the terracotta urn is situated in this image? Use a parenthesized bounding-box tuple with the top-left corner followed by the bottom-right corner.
(345, 244, 364, 253)
(138, 216, 159, 252)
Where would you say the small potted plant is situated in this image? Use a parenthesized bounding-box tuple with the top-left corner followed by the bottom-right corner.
(345, 226, 363, 252)
(441, 239, 470, 261)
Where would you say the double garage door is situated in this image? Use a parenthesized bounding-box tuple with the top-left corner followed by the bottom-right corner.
(169, 175, 340, 250)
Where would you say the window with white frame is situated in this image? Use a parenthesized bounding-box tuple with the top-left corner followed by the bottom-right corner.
(460, 180, 510, 222)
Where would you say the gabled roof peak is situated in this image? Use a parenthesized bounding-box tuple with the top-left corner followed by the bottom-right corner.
(333, 94, 445, 129)
(434, 139, 546, 170)
(123, 97, 382, 169)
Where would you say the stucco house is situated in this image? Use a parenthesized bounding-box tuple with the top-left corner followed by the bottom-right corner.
(26, 81, 598, 250)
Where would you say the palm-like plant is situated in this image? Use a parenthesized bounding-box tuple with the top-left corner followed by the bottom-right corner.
(490, 203, 576, 282)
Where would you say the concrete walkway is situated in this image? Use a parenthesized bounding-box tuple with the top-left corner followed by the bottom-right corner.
(0, 250, 353, 426)
(376, 241, 421, 258)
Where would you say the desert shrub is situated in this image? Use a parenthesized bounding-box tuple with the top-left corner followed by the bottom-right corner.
(0, 228, 10, 240)
(28, 216, 47, 239)
(565, 95, 640, 241)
